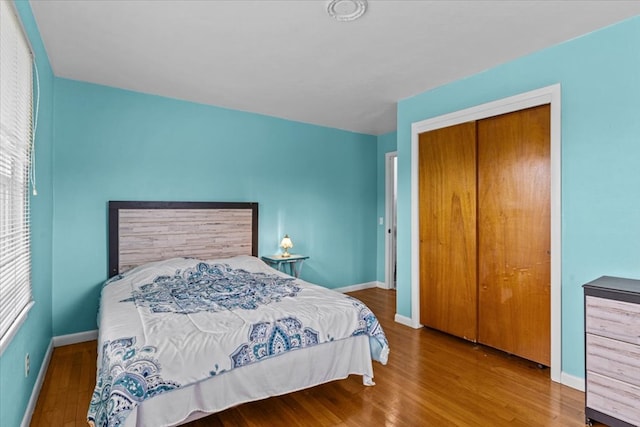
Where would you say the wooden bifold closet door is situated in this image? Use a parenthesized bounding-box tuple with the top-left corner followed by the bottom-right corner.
(419, 122, 478, 341)
(477, 105, 551, 366)
(419, 104, 551, 366)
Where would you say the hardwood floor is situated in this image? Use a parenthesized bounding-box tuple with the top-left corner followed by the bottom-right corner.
(30, 340, 96, 426)
(31, 288, 592, 426)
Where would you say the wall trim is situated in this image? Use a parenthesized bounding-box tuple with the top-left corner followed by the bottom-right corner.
(52, 329, 98, 347)
(394, 313, 421, 329)
(22, 331, 98, 425)
(20, 340, 53, 427)
(0, 302, 34, 357)
(334, 281, 383, 293)
(561, 372, 585, 392)
(410, 84, 562, 382)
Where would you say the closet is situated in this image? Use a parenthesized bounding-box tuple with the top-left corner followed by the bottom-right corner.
(419, 104, 550, 366)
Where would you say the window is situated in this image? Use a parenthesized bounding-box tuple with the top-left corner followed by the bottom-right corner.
(0, 0, 35, 355)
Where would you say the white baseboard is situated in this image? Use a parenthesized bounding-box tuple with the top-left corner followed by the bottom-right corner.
(21, 340, 53, 427)
(394, 313, 422, 329)
(561, 371, 585, 391)
(373, 281, 398, 290)
(52, 329, 98, 347)
(21, 331, 98, 426)
(390, 315, 586, 391)
(334, 281, 380, 293)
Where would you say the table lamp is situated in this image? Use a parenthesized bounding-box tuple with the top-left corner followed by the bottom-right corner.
(280, 235, 293, 257)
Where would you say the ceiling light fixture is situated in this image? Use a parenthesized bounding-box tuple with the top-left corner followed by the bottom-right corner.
(326, 0, 368, 22)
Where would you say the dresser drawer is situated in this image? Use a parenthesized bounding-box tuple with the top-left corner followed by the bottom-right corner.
(587, 333, 640, 388)
(586, 296, 640, 345)
(587, 371, 640, 426)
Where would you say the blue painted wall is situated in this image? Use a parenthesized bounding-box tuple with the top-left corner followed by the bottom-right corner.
(0, 2, 54, 426)
(52, 80, 378, 335)
(396, 16, 640, 379)
(376, 132, 397, 282)
(5, 6, 637, 426)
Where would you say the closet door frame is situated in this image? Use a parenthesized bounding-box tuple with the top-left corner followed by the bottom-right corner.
(410, 84, 562, 383)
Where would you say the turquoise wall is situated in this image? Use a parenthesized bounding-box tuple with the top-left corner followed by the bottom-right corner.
(52, 80, 378, 335)
(376, 132, 397, 282)
(6, 5, 636, 425)
(396, 16, 640, 379)
(0, 2, 54, 426)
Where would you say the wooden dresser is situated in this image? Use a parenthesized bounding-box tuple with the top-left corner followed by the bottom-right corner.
(583, 276, 640, 427)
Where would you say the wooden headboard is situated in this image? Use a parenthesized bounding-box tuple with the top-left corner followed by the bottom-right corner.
(108, 201, 258, 277)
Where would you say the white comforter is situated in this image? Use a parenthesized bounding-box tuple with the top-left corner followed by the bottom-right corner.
(88, 255, 389, 427)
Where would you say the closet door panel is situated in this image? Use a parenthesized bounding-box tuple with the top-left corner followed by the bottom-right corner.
(477, 104, 551, 366)
(419, 122, 477, 341)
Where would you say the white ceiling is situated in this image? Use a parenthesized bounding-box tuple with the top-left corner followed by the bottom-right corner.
(29, 0, 640, 135)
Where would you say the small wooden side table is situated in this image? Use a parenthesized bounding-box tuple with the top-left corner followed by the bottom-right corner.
(261, 254, 309, 278)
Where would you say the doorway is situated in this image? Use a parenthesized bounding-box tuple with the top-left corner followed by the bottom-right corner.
(385, 151, 398, 289)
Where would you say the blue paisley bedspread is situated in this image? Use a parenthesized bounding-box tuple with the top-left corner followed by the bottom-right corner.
(88, 256, 389, 427)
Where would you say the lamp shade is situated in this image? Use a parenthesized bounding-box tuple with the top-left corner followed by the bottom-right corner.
(280, 235, 293, 250)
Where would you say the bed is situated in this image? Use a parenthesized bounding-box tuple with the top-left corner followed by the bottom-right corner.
(88, 201, 389, 427)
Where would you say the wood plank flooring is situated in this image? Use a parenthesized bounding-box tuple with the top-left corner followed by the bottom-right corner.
(30, 288, 594, 426)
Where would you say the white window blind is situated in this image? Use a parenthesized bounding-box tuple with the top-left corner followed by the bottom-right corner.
(0, 0, 34, 354)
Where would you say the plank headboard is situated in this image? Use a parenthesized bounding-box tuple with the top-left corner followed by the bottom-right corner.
(108, 201, 258, 277)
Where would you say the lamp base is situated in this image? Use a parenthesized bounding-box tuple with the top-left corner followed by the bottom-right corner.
(281, 251, 291, 258)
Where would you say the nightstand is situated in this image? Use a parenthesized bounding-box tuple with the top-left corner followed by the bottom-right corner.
(261, 254, 309, 278)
